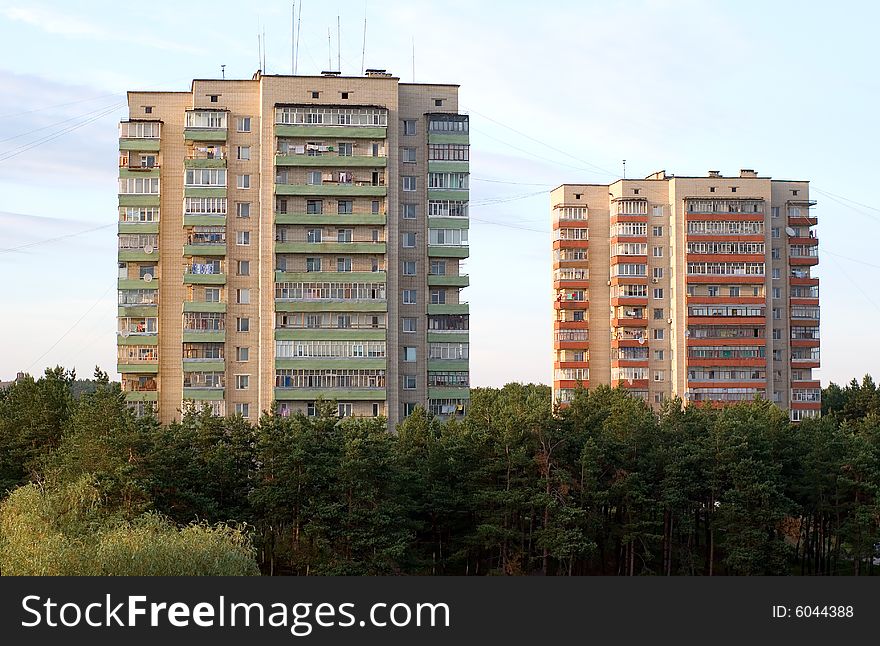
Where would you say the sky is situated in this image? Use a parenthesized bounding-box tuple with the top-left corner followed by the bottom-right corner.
(0, 0, 879, 387)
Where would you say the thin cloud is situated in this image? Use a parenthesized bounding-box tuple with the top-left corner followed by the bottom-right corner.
(1, 4, 206, 56)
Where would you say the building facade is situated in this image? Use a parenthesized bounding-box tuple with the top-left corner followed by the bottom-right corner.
(552, 170, 819, 421)
(117, 71, 470, 427)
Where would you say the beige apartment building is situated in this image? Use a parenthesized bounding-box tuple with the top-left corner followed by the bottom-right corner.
(552, 170, 820, 421)
(117, 71, 470, 427)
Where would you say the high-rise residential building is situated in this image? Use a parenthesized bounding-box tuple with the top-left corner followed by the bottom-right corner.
(551, 169, 820, 421)
(117, 70, 470, 427)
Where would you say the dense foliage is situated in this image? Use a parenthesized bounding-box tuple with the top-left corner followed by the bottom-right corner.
(1, 367, 879, 575)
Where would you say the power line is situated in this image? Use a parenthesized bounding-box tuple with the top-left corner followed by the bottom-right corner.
(471, 126, 612, 176)
(471, 177, 554, 187)
(0, 92, 123, 119)
(27, 283, 116, 374)
(824, 254, 880, 315)
(822, 248, 880, 270)
(0, 222, 115, 254)
(0, 100, 123, 144)
(0, 102, 125, 163)
(463, 105, 619, 178)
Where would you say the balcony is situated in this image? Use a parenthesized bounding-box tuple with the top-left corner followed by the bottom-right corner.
(183, 231, 227, 257)
(275, 211, 387, 226)
(426, 303, 469, 316)
(183, 110, 228, 142)
(276, 271, 387, 283)
(275, 239, 386, 254)
(185, 144, 227, 168)
(183, 262, 226, 285)
(276, 150, 387, 167)
(119, 120, 160, 151)
(275, 179, 387, 197)
(428, 274, 469, 288)
(428, 245, 469, 259)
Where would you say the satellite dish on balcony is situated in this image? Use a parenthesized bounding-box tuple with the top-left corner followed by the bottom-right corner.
(144, 245, 154, 254)
(785, 227, 796, 237)
(143, 273, 153, 282)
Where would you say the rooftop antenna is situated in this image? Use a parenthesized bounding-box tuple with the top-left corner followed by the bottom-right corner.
(337, 15, 341, 73)
(360, 1, 367, 75)
(290, 0, 296, 74)
(262, 27, 267, 72)
(257, 30, 261, 72)
(622, 159, 626, 179)
(411, 36, 415, 82)
(294, 0, 302, 74)
(328, 27, 332, 71)
(221, 64, 226, 79)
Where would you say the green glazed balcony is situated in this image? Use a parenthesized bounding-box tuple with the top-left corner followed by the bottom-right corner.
(428, 189, 468, 202)
(119, 195, 160, 208)
(274, 125, 386, 139)
(275, 301, 386, 313)
(182, 388, 225, 400)
(183, 301, 227, 313)
(275, 241, 386, 254)
(118, 278, 159, 290)
(275, 212, 387, 226)
(183, 128, 227, 142)
(276, 154, 386, 167)
(184, 187, 226, 198)
(118, 222, 159, 234)
(275, 183, 387, 197)
(427, 161, 469, 174)
(428, 246, 469, 259)
(182, 331, 226, 343)
(183, 215, 226, 226)
(427, 133, 469, 145)
(428, 387, 470, 400)
(117, 362, 159, 374)
(274, 388, 386, 401)
(117, 305, 157, 317)
(117, 334, 158, 346)
(275, 358, 386, 370)
(183, 243, 226, 257)
(428, 274, 469, 287)
(274, 328, 387, 341)
(427, 359, 469, 372)
(119, 138, 160, 152)
(183, 273, 226, 285)
(427, 303, 469, 315)
(124, 390, 158, 402)
(427, 216, 469, 230)
(427, 332, 469, 344)
(119, 167, 160, 178)
(118, 249, 159, 262)
(184, 158, 227, 168)
(182, 360, 226, 372)
(275, 271, 386, 283)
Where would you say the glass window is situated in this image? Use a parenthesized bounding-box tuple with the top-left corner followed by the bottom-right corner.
(402, 120, 416, 135)
(403, 289, 417, 305)
(236, 117, 251, 132)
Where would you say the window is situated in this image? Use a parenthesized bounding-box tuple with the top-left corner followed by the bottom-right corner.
(236, 117, 251, 132)
(772, 248, 780, 260)
(654, 350, 664, 360)
(430, 260, 447, 275)
(402, 232, 416, 248)
(236, 202, 251, 218)
(235, 403, 250, 418)
(237, 317, 250, 332)
(308, 171, 322, 185)
(337, 228, 353, 243)
(402, 147, 417, 162)
(336, 315, 351, 329)
(306, 257, 322, 272)
(771, 227, 780, 238)
(772, 268, 781, 279)
(730, 187, 737, 193)
(403, 176, 417, 192)
(236, 347, 249, 362)
(430, 289, 446, 304)
(403, 120, 416, 135)
(653, 288, 664, 299)
(653, 308, 664, 320)
(653, 329, 664, 340)
(403, 375, 417, 389)
(144, 106, 153, 114)
(307, 229, 322, 243)
(403, 289, 417, 304)
(209, 95, 218, 103)
(237, 174, 250, 189)
(652, 267, 663, 279)
(341, 92, 349, 100)
(653, 370, 665, 382)
(708, 286, 719, 297)
(773, 307, 781, 320)
(236, 231, 250, 245)
(403, 347, 417, 362)
(371, 200, 380, 214)
(403, 261, 416, 275)
(337, 200, 353, 214)
(237, 288, 250, 304)
(572, 310, 585, 322)
(772, 328, 781, 340)
(403, 402, 417, 416)
(401, 203, 417, 219)
(729, 286, 740, 297)
(311, 91, 320, 99)
(771, 206, 779, 218)
(652, 205, 663, 217)
(338, 142, 353, 157)
(237, 260, 250, 276)
(403, 317, 417, 333)
(773, 287, 781, 299)
(434, 98, 444, 107)
(235, 374, 250, 390)
(652, 246, 663, 257)
(337, 257, 352, 272)
(205, 288, 220, 303)
(652, 226, 663, 236)
(237, 146, 250, 160)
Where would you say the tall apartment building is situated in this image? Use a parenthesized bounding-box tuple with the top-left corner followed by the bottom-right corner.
(552, 169, 820, 421)
(117, 71, 470, 428)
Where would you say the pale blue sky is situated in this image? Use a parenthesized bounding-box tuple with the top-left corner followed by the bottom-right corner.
(1, 0, 878, 386)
